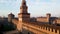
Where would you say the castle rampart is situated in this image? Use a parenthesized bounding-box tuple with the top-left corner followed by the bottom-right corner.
(22, 22, 60, 34)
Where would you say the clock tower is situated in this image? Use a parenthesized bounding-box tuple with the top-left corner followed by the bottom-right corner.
(18, 0, 30, 22)
(17, 0, 30, 32)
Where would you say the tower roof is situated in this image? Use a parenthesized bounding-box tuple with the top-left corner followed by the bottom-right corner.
(22, 0, 26, 2)
(20, 0, 28, 13)
(46, 13, 51, 15)
(21, 0, 26, 6)
(8, 13, 14, 16)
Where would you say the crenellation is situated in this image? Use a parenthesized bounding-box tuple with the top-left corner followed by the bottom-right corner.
(41, 26, 42, 29)
(59, 30, 60, 34)
(0, 0, 60, 34)
(46, 27, 47, 30)
(52, 28, 53, 32)
(43, 26, 45, 30)
(48, 27, 50, 31)
(57, 30, 59, 34)
(11, 0, 60, 34)
(50, 28, 52, 32)
(53, 29, 56, 33)
(24, 21, 58, 33)
(55, 29, 57, 33)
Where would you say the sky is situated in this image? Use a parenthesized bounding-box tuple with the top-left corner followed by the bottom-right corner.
(0, 0, 60, 17)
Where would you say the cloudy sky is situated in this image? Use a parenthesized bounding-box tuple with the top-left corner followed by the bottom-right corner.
(0, 0, 60, 17)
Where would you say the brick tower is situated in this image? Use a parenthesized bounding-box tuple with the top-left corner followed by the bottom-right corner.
(17, 0, 30, 32)
(46, 13, 51, 24)
(8, 13, 15, 23)
(18, 0, 30, 22)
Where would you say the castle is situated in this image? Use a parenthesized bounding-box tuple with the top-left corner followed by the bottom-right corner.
(12, 0, 60, 34)
(0, 0, 60, 34)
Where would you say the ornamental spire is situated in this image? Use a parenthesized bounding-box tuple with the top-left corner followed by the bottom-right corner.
(20, 0, 28, 13)
(21, 0, 26, 6)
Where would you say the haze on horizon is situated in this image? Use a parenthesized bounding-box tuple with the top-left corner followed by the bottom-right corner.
(0, 0, 60, 17)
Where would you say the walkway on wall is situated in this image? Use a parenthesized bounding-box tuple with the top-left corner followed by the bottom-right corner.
(23, 22, 60, 34)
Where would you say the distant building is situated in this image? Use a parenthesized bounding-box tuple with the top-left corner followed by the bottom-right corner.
(0, 13, 16, 32)
(8, 13, 15, 22)
(37, 13, 60, 25)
